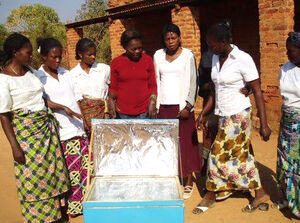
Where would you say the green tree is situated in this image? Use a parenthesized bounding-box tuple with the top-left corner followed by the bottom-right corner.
(0, 24, 8, 50)
(76, 0, 111, 64)
(5, 4, 66, 68)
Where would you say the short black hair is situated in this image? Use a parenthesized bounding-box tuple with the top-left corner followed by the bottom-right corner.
(161, 23, 181, 48)
(0, 33, 31, 66)
(36, 37, 62, 56)
(75, 38, 96, 60)
(162, 23, 181, 38)
(286, 32, 300, 49)
(120, 30, 142, 49)
(206, 21, 232, 43)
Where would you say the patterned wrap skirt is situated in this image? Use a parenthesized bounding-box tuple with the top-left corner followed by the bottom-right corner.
(61, 136, 92, 215)
(206, 107, 262, 192)
(277, 106, 300, 218)
(12, 109, 69, 223)
(78, 96, 105, 131)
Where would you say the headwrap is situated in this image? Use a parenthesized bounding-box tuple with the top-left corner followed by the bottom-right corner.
(288, 32, 300, 48)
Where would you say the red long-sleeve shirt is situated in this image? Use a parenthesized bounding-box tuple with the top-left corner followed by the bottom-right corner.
(109, 53, 157, 115)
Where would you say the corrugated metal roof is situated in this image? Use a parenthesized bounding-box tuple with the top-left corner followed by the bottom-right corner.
(65, 0, 197, 28)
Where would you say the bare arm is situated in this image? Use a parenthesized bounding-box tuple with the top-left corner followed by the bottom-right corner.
(108, 92, 118, 119)
(46, 98, 82, 120)
(247, 79, 271, 141)
(0, 113, 25, 164)
(196, 82, 215, 130)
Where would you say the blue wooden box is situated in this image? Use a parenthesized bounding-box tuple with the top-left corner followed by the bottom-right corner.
(83, 119, 184, 223)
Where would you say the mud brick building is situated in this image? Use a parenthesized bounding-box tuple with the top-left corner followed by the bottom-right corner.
(66, 0, 300, 130)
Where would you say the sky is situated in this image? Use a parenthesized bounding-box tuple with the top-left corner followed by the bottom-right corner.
(0, 0, 86, 24)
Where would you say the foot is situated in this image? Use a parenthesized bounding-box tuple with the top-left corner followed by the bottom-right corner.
(183, 185, 194, 199)
(242, 193, 270, 213)
(68, 213, 81, 218)
(252, 193, 270, 208)
(242, 203, 269, 213)
(272, 200, 288, 210)
(192, 194, 215, 215)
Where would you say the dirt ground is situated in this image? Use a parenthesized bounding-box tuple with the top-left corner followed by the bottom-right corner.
(0, 127, 298, 223)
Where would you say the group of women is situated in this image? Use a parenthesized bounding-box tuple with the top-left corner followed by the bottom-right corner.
(0, 21, 299, 223)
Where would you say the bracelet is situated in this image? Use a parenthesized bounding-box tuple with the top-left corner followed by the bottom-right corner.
(184, 104, 193, 112)
(149, 94, 157, 100)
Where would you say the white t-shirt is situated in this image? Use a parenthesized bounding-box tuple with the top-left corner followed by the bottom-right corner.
(157, 55, 182, 104)
(69, 62, 110, 100)
(279, 62, 300, 109)
(38, 66, 86, 141)
(211, 45, 259, 116)
(0, 70, 46, 113)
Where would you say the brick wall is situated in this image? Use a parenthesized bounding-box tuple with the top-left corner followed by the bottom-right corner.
(198, 0, 260, 69)
(258, 0, 295, 130)
(66, 27, 83, 69)
(109, 19, 126, 59)
(171, 6, 201, 64)
(295, 0, 300, 31)
(109, 10, 172, 59)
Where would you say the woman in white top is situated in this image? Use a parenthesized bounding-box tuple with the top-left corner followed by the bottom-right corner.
(37, 37, 90, 217)
(0, 33, 72, 223)
(154, 23, 200, 200)
(275, 32, 300, 218)
(194, 22, 271, 214)
(69, 38, 110, 136)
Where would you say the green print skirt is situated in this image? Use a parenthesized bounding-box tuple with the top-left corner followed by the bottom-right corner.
(12, 109, 69, 223)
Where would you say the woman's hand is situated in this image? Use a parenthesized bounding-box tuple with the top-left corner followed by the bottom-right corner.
(259, 125, 271, 141)
(12, 144, 25, 164)
(148, 100, 157, 119)
(82, 119, 91, 135)
(108, 100, 117, 119)
(108, 93, 118, 119)
(104, 113, 111, 119)
(240, 87, 252, 97)
(64, 107, 83, 120)
(196, 113, 205, 131)
(177, 108, 190, 120)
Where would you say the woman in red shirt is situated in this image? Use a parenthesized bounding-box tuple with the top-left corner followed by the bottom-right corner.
(108, 30, 157, 119)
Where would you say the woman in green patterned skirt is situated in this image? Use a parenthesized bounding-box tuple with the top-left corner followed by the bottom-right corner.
(0, 33, 80, 222)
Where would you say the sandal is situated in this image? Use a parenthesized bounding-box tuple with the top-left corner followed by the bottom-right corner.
(192, 200, 215, 215)
(183, 185, 193, 199)
(272, 200, 288, 210)
(242, 203, 269, 213)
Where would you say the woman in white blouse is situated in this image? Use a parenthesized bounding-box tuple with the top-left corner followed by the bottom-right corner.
(37, 37, 90, 217)
(69, 38, 110, 136)
(194, 22, 271, 214)
(275, 32, 300, 218)
(154, 23, 200, 200)
(0, 33, 73, 223)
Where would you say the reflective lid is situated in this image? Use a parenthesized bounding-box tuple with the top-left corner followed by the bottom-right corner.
(91, 119, 179, 176)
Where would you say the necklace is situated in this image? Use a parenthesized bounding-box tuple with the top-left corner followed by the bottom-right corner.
(9, 66, 19, 75)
